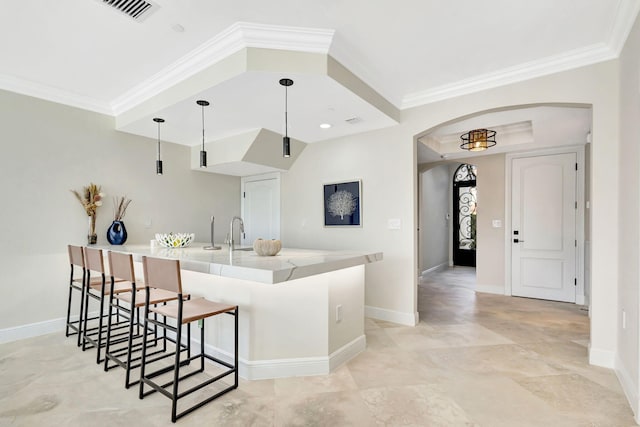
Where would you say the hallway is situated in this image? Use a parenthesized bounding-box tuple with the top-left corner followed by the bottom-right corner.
(0, 269, 635, 426)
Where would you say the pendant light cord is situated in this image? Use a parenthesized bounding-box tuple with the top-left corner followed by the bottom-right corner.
(201, 104, 205, 151)
(157, 122, 161, 160)
(285, 84, 288, 138)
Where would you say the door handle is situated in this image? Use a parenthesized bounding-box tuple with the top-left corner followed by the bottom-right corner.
(513, 238, 525, 243)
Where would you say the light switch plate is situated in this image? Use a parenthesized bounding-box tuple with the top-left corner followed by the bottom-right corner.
(387, 218, 401, 230)
(492, 219, 502, 228)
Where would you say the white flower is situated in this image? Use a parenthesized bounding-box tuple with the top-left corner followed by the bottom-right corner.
(95, 201, 103, 207)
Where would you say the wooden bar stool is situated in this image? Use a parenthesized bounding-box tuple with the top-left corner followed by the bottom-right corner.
(81, 247, 131, 364)
(138, 256, 238, 423)
(104, 251, 190, 389)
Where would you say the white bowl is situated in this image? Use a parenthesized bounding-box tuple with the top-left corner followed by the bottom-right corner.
(155, 232, 194, 248)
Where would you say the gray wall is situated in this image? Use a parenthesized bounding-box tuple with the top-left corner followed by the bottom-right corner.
(419, 165, 449, 273)
(0, 90, 240, 330)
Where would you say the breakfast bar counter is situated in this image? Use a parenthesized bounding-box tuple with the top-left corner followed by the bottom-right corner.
(98, 243, 383, 380)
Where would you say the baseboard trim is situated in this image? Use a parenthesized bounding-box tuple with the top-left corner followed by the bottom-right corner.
(365, 305, 418, 326)
(615, 354, 640, 420)
(421, 262, 448, 276)
(198, 334, 367, 380)
(0, 316, 67, 344)
(2, 316, 367, 380)
(475, 284, 505, 295)
(588, 344, 615, 369)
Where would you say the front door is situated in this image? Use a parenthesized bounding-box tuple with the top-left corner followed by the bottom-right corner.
(453, 164, 477, 267)
(511, 153, 577, 302)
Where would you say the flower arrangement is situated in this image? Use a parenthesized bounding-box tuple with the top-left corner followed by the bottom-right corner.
(71, 183, 104, 244)
(113, 196, 132, 221)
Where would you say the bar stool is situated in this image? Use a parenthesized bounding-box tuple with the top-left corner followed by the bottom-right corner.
(82, 246, 131, 364)
(138, 256, 238, 423)
(104, 251, 190, 389)
(65, 245, 89, 347)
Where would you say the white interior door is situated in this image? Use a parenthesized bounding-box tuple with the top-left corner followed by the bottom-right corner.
(241, 176, 280, 245)
(511, 153, 577, 302)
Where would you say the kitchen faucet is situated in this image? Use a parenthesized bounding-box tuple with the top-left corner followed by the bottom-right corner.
(203, 215, 221, 250)
(229, 216, 244, 250)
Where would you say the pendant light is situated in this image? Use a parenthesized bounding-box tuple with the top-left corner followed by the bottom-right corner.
(153, 117, 165, 175)
(460, 128, 497, 151)
(279, 78, 294, 158)
(196, 99, 210, 168)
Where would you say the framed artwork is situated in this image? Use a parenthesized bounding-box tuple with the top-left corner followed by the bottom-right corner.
(323, 180, 362, 227)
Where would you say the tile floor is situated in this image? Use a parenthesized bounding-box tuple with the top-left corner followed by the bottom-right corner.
(0, 267, 636, 426)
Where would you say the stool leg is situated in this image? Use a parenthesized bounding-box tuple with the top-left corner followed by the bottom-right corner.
(82, 276, 91, 351)
(103, 288, 115, 372)
(77, 269, 87, 347)
(95, 276, 106, 364)
(65, 267, 74, 337)
(139, 302, 150, 400)
(200, 321, 205, 372)
(234, 307, 239, 388)
(124, 292, 136, 388)
(171, 321, 183, 423)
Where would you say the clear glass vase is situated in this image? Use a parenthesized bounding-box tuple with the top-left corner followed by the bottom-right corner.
(88, 215, 97, 245)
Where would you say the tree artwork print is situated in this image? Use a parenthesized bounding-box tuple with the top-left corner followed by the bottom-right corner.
(323, 181, 361, 226)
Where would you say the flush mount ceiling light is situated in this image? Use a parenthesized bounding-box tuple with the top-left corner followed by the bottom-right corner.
(279, 78, 294, 158)
(196, 100, 210, 168)
(153, 117, 165, 175)
(460, 128, 497, 151)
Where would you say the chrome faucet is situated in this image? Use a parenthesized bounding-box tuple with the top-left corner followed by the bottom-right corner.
(229, 216, 244, 250)
(203, 215, 221, 250)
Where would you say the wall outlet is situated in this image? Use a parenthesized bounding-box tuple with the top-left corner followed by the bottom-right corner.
(336, 304, 343, 323)
(144, 218, 152, 228)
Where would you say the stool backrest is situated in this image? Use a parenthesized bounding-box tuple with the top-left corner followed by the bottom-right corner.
(84, 247, 105, 274)
(108, 251, 135, 283)
(68, 245, 85, 267)
(142, 256, 182, 294)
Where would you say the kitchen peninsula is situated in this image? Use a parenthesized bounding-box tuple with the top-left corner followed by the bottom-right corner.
(101, 243, 383, 380)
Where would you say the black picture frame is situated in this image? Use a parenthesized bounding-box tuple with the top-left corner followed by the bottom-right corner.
(323, 180, 362, 227)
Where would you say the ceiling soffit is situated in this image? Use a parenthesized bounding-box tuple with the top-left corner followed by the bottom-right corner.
(115, 45, 400, 145)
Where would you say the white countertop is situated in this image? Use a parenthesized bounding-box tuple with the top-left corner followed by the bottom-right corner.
(99, 243, 383, 284)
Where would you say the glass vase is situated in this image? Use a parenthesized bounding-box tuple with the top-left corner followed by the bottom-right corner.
(88, 215, 97, 245)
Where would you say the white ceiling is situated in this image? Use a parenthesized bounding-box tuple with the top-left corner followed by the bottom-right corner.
(0, 1, 637, 151)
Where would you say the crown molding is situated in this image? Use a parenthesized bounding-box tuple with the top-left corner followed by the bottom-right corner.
(0, 73, 112, 115)
(401, 43, 616, 109)
(111, 22, 334, 115)
(608, 0, 640, 56)
(401, 1, 640, 110)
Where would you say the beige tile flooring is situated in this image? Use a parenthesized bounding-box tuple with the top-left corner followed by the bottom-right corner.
(0, 267, 637, 426)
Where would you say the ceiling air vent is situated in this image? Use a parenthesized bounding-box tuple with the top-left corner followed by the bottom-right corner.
(345, 117, 363, 125)
(96, 0, 159, 22)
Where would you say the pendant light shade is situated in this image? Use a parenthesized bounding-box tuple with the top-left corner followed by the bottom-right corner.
(460, 128, 496, 151)
(279, 78, 294, 158)
(196, 99, 210, 168)
(153, 117, 165, 175)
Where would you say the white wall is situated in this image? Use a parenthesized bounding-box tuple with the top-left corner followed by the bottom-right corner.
(281, 124, 418, 325)
(280, 59, 619, 341)
(617, 11, 640, 419)
(419, 165, 449, 273)
(0, 90, 240, 333)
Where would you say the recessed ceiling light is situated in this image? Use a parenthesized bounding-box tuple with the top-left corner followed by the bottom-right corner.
(320, 123, 332, 129)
